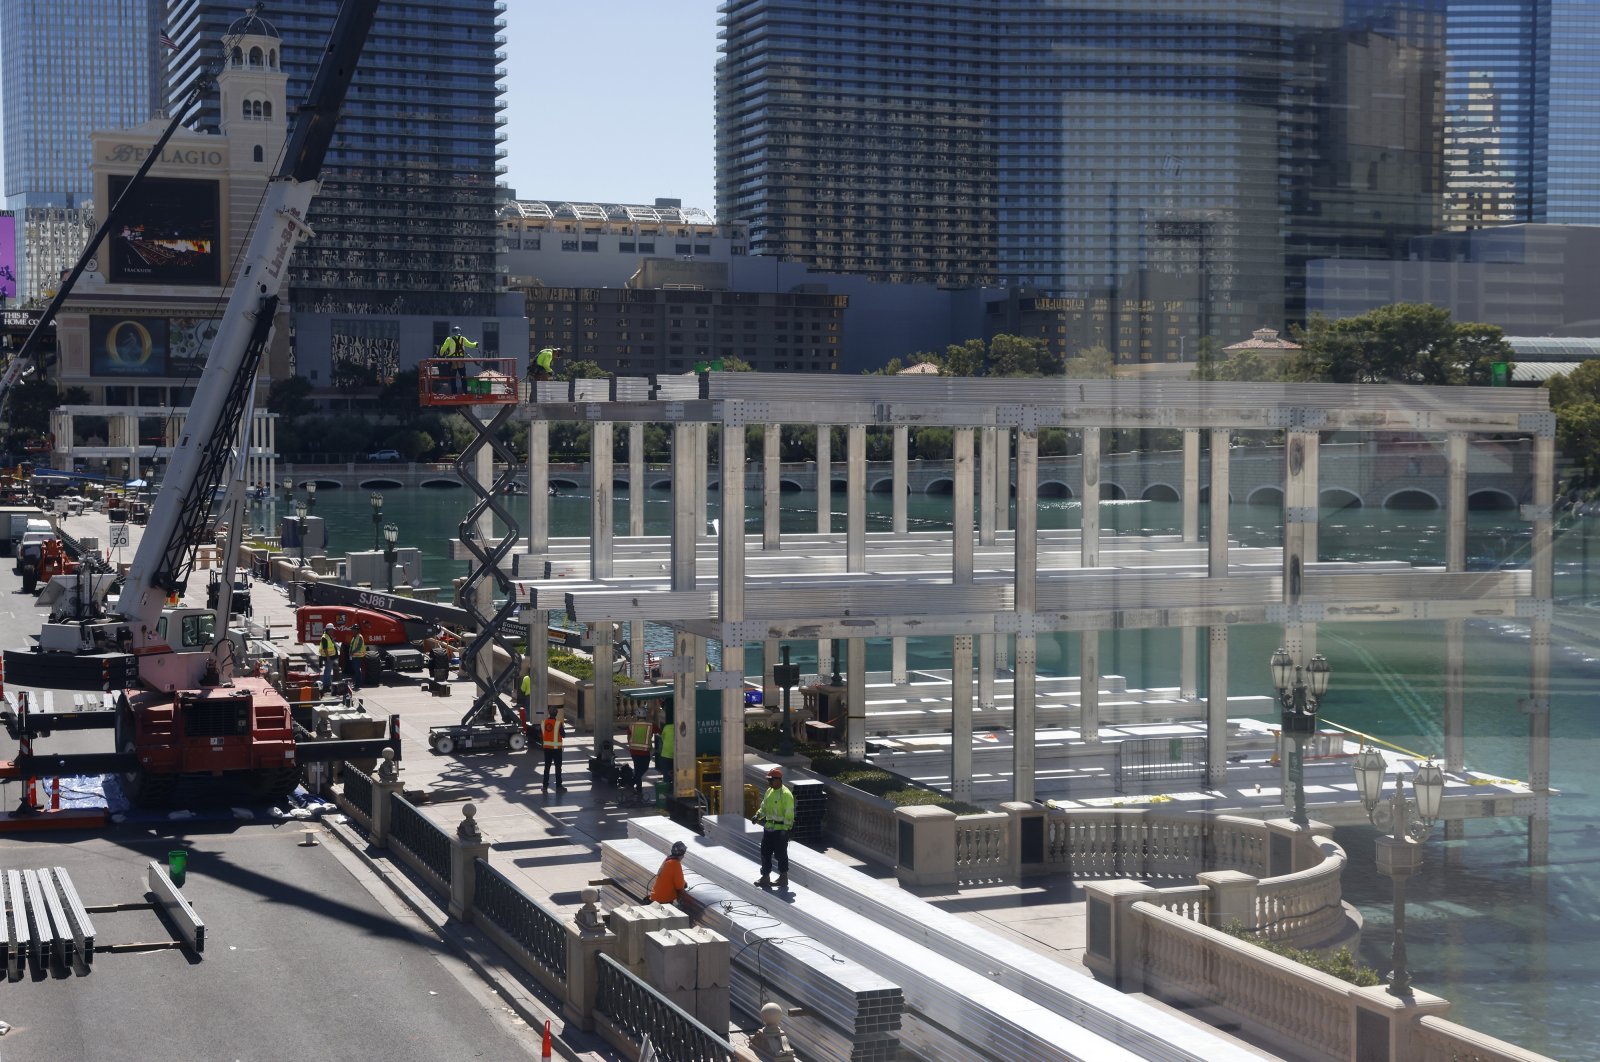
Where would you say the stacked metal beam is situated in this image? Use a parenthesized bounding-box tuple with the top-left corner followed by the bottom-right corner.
(623, 823, 1154, 1062)
(698, 810, 1264, 1062)
(601, 839, 904, 1062)
(3, 866, 95, 980)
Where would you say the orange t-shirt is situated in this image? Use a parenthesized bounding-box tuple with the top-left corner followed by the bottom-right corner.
(650, 857, 686, 904)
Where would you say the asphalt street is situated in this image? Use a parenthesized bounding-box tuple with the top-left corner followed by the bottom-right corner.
(0, 537, 547, 1061)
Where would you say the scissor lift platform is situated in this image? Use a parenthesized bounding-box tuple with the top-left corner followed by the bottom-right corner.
(418, 357, 519, 407)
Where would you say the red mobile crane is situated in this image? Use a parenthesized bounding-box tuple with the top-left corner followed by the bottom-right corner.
(0, 0, 395, 806)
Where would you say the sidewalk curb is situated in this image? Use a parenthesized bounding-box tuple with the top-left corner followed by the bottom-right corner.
(322, 814, 599, 1062)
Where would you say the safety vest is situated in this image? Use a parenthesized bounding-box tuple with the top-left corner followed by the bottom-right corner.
(440, 334, 477, 358)
(757, 784, 795, 831)
(536, 347, 556, 372)
(541, 717, 563, 749)
(349, 633, 366, 658)
(628, 720, 654, 753)
(659, 723, 675, 760)
(521, 674, 531, 698)
(319, 632, 338, 659)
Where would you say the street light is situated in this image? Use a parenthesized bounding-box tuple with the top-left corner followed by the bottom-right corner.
(283, 476, 294, 508)
(1352, 749, 1445, 997)
(383, 522, 399, 592)
(370, 491, 384, 550)
(774, 645, 801, 758)
(1269, 647, 1331, 828)
(305, 480, 317, 513)
(294, 501, 308, 566)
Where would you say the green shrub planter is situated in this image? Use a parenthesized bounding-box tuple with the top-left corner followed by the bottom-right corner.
(1221, 922, 1381, 987)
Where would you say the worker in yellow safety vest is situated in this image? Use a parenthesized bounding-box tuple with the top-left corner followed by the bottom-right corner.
(658, 718, 676, 794)
(345, 629, 366, 692)
(754, 766, 795, 890)
(540, 705, 566, 793)
(318, 628, 339, 689)
(627, 708, 657, 791)
(438, 325, 478, 394)
(534, 345, 560, 381)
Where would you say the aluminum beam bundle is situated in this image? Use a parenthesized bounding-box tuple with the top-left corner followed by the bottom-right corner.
(601, 839, 903, 1062)
(698, 808, 1265, 1062)
(622, 823, 1154, 1062)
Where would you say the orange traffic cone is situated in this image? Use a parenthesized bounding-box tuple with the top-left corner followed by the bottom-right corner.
(541, 1020, 552, 1060)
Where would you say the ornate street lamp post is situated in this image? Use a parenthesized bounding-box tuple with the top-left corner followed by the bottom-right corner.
(1353, 749, 1445, 997)
(294, 501, 308, 566)
(774, 645, 801, 758)
(370, 491, 384, 551)
(305, 480, 317, 514)
(282, 476, 294, 508)
(1269, 648, 1331, 827)
(383, 522, 399, 592)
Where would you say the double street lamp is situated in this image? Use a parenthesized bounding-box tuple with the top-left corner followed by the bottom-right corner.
(370, 491, 384, 550)
(382, 522, 399, 591)
(293, 501, 308, 565)
(1269, 647, 1331, 828)
(1353, 749, 1445, 997)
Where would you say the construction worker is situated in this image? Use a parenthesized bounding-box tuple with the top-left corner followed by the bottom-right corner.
(318, 626, 339, 688)
(438, 325, 478, 394)
(627, 706, 658, 792)
(346, 627, 366, 691)
(753, 766, 795, 890)
(658, 716, 676, 794)
(534, 345, 560, 382)
(540, 704, 566, 794)
(520, 671, 532, 714)
(650, 840, 689, 905)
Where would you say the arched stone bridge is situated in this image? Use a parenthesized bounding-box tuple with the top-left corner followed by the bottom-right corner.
(286, 438, 1534, 512)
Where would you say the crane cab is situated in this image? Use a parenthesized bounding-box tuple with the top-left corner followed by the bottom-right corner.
(418, 356, 519, 407)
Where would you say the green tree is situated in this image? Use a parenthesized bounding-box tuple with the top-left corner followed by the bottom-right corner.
(559, 359, 612, 381)
(266, 374, 315, 418)
(379, 368, 422, 419)
(1548, 361, 1600, 483)
(988, 334, 1063, 377)
(1286, 304, 1512, 385)
(940, 339, 987, 378)
(866, 356, 906, 376)
(1064, 344, 1119, 379)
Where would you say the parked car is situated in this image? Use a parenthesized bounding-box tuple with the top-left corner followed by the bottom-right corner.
(365, 449, 402, 462)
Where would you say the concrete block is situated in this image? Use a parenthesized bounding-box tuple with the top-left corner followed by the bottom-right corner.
(682, 925, 730, 988)
(645, 927, 699, 991)
(664, 985, 696, 1013)
(648, 901, 691, 933)
(694, 985, 731, 1036)
(610, 905, 650, 965)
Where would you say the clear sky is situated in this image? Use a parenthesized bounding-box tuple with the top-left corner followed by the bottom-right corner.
(500, 1, 722, 216)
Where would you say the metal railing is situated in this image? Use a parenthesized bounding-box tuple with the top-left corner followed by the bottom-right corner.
(472, 858, 565, 981)
(340, 763, 373, 824)
(388, 795, 453, 890)
(595, 954, 735, 1062)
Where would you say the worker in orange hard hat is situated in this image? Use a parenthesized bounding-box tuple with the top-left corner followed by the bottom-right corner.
(753, 766, 795, 890)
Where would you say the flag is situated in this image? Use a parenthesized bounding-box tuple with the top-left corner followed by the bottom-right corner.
(159, 29, 177, 51)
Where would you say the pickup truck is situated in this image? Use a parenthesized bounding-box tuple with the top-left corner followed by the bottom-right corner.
(0, 506, 48, 557)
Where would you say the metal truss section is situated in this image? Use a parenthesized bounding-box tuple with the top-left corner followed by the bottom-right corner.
(453, 404, 525, 732)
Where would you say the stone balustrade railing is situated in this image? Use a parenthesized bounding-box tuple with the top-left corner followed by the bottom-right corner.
(1084, 897, 1553, 1062)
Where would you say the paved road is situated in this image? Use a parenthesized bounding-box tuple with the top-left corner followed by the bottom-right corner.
(0, 527, 549, 1061)
(0, 825, 544, 1061)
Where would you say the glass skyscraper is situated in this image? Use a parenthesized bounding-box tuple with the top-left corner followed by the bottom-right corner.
(164, 0, 508, 333)
(1, 0, 162, 211)
(716, 0, 1449, 360)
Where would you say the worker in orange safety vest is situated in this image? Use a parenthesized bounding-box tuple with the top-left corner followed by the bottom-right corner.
(540, 705, 565, 794)
(627, 707, 658, 792)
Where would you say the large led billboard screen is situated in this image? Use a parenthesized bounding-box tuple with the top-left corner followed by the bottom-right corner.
(106, 176, 220, 286)
(0, 214, 16, 301)
(90, 315, 170, 376)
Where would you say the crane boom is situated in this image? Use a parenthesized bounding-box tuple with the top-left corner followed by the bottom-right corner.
(121, 0, 378, 649)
